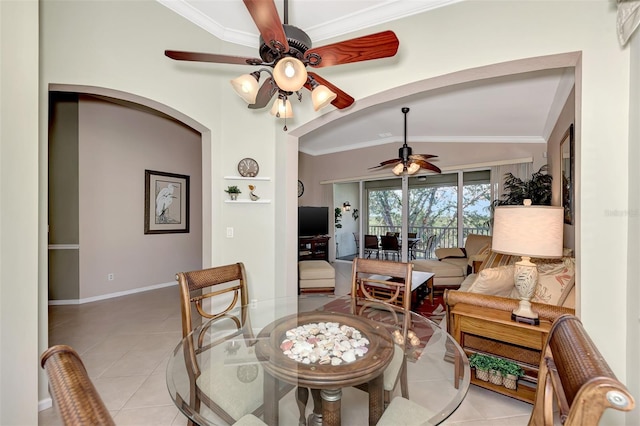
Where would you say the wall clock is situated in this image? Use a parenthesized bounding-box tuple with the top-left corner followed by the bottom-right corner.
(298, 180, 304, 197)
(238, 158, 259, 177)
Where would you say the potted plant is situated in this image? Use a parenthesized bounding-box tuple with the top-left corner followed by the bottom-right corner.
(498, 359, 525, 390)
(334, 207, 343, 228)
(468, 353, 492, 382)
(488, 357, 504, 386)
(493, 165, 553, 207)
(225, 185, 241, 200)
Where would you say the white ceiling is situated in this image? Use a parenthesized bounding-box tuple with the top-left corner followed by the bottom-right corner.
(158, 0, 574, 156)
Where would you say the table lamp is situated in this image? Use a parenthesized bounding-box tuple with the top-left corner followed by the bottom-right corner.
(491, 200, 563, 325)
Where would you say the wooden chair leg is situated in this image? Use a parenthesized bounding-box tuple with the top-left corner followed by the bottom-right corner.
(296, 387, 309, 426)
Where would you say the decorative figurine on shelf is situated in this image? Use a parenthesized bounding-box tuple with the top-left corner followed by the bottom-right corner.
(248, 185, 260, 201)
(225, 185, 241, 200)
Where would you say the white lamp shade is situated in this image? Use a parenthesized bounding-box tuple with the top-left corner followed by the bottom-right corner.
(492, 205, 564, 258)
(273, 57, 308, 92)
(230, 74, 259, 104)
(270, 98, 294, 118)
(311, 85, 337, 111)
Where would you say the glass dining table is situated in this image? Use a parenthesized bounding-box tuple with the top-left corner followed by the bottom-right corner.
(166, 295, 470, 426)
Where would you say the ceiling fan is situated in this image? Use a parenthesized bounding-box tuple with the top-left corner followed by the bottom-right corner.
(164, 0, 399, 127)
(370, 107, 442, 176)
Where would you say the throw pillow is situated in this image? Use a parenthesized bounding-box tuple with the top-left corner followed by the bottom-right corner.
(531, 257, 575, 306)
(478, 249, 516, 272)
(435, 247, 466, 260)
(467, 265, 515, 297)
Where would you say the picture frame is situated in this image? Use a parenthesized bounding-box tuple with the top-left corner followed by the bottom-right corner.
(560, 124, 574, 225)
(144, 170, 190, 234)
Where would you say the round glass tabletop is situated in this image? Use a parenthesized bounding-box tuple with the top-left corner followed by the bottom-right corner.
(166, 295, 470, 426)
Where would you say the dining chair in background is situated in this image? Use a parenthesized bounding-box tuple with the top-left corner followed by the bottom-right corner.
(407, 232, 418, 259)
(350, 257, 413, 407)
(364, 234, 380, 259)
(380, 234, 401, 261)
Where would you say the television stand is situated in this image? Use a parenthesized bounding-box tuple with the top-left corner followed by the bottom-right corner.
(299, 236, 330, 261)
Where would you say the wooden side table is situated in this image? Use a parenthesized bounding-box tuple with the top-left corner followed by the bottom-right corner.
(449, 303, 551, 403)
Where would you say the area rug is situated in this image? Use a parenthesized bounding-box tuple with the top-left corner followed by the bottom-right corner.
(414, 295, 446, 323)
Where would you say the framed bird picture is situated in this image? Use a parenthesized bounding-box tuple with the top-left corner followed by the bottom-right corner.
(144, 170, 190, 234)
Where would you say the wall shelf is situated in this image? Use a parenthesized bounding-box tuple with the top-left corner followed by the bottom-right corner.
(224, 176, 271, 181)
(224, 199, 271, 204)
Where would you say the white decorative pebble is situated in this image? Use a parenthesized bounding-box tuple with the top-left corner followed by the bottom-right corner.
(281, 322, 369, 365)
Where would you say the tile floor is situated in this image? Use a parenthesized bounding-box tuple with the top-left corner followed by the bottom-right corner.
(39, 261, 532, 425)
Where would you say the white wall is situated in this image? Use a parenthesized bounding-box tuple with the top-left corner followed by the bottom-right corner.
(0, 0, 631, 423)
(78, 96, 202, 299)
(0, 1, 39, 424)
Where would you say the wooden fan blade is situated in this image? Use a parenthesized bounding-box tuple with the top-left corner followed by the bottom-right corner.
(369, 159, 401, 170)
(248, 77, 277, 109)
(413, 160, 442, 174)
(409, 154, 438, 161)
(305, 31, 399, 68)
(165, 50, 263, 66)
(305, 72, 355, 109)
(243, 0, 289, 53)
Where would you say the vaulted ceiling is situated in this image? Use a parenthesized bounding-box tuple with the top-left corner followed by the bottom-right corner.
(158, 0, 573, 155)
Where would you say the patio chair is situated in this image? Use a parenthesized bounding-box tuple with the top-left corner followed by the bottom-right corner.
(380, 234, 401, 261)
(364, 234, 380, 258)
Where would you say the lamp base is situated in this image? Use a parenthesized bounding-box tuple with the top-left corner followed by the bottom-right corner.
(511, 312, 540, 326)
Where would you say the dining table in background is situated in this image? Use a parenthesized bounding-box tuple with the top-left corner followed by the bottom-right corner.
(166, 295, 470, 426)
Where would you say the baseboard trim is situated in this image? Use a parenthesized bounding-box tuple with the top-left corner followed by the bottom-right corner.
(39, 397, 52, 412)
(48, 281, 175, 305)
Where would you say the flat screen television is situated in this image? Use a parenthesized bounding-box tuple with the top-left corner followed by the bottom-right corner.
(298, 206, 329, 237)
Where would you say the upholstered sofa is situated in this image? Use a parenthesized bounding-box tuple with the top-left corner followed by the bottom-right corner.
(412, 234, 492, 295)
(456, 245, 576, 309)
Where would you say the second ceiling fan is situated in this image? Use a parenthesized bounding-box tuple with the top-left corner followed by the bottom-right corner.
(370, 107, 442, 176)
(165, 0, 400, 122)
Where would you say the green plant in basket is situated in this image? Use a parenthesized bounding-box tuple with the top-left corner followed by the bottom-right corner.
(498, 359, 525, 377)
(469, 353, 493, 371)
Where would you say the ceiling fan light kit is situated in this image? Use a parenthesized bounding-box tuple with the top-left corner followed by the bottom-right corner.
(272, 57, 307, 92)
(371, 107, 442, 176)
(310, 83, 337, 111)
(230, 72, 260, 103)
(164, 0, 399, 130)
(270, 96, 293, 118)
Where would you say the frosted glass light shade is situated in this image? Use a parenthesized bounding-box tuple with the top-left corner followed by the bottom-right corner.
(311, 85, 337, 111)
(273, 57, 308, 92)
(230, 74, 259, 104)
(492, 205, 564, 258)
(392, 163, 405, 175)
(406, 162, 421, 174)
(270, 98, 293, 118)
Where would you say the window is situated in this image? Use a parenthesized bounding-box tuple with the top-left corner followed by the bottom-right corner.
(364, 170, 491, 258)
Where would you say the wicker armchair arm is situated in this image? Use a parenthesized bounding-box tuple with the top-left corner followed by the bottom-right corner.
(41, 345, 115, 426)
(444, 290, 574, 322)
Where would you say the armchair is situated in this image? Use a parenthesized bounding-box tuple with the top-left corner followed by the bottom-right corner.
(413, 233, 491, 302)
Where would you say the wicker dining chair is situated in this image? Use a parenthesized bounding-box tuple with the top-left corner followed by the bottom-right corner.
(529, 314, 635, 425)
(350, 257, 413, 407)
(41, 345, 115, 426)
(176, 263, 262, 425)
